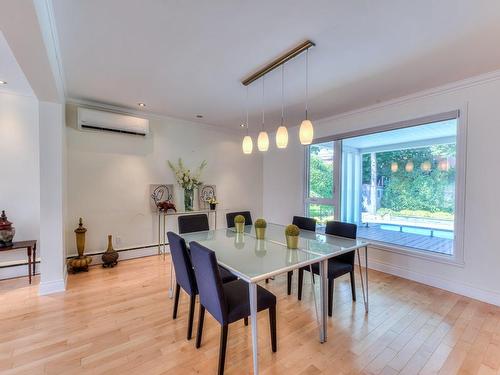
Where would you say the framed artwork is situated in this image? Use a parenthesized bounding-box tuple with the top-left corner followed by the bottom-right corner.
(150, 184, 174, 212)
(198, 185, 216, 210)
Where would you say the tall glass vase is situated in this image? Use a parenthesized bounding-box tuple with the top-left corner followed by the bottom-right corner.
(184, 188, 194, 211)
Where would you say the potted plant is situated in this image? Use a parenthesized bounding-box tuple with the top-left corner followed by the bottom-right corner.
(285, 224, 300, 249)
(168, 158, 207, 211)
(254, 218, 267, 239)
(208, 197, 219, 210)
(234, 214, 245, 233)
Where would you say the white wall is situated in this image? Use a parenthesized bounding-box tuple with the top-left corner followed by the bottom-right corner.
(0, 92, 40, 271)
(263, 72, 500, 306)
(65, 105, 263, 255)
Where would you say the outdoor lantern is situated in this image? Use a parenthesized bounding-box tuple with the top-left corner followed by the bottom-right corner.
(421, 160, 431, 172)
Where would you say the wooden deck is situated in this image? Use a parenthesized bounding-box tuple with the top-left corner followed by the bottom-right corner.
(357, 224, 453, 255)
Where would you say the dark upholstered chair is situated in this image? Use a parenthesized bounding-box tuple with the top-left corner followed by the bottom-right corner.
(178, 214, 210, 234)
(297, 221, 357, 316)
(226, 211, 253, 228)
(286, 216, 317, 295)
(167, 232, 237, 340)
(190, 241, 277, 375)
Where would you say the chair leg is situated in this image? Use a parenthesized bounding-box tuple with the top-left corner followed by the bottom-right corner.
(218, 324, 229, 375)
(350, 271, 357, 301)
(196, 305, 205, 348)
(187, 294, 196, 340)
(244, 317, 248, 326)
(328, 278, 334, 317)
(269, 305, 277, 352)
(297, 269, 304, 301)
(287, 271, 293, 295)
(173, 283, 180, 319)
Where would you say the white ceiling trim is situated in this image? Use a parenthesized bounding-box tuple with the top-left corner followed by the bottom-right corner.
(316, 67, 500, 126)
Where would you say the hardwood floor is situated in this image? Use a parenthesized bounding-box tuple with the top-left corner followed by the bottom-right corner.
(0, 256, 499, 374)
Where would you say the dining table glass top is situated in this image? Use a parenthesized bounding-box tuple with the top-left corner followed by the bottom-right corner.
(232, 223, 368, 257)
(179, 228, 322, 283)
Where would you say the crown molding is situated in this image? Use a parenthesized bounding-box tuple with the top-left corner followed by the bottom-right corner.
(316, 68, 500, 125)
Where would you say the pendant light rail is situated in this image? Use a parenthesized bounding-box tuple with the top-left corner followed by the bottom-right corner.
(241, 40, 315, 86)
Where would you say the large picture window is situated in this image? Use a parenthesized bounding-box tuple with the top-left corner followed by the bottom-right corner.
(305, 112, 463, 258)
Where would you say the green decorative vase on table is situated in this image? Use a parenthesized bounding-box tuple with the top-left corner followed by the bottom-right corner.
(254, 218, 267, 240)
(234, 215, 245, 233)
(285, 224, 300, 249)
(184, 188, 194, 211)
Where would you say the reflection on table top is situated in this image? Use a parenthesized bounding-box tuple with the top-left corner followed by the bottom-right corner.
(179, 223, 368, 283)
(180, 229, 321, 283)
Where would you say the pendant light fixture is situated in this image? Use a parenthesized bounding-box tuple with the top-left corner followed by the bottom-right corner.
(257, 76, 269, 152)
(242, 86, 253, 154)
(299, 48, 314, 145)
(275, 65, 289, 148)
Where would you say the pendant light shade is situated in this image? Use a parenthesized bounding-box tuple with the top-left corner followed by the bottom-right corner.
(242, 135, 253, 154)
(299, 120, 314, 145)
(405, 160, 414, 172)
(390, 162, 398, 173)
(300, 49, 314, 145)
(276, 126, 288, 148)
(257, 131, 269, 151)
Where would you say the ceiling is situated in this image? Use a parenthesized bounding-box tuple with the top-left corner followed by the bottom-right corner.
(343, 119, 457, 150)
(50, 0, 500, 130)
(0, 31, 33, 97)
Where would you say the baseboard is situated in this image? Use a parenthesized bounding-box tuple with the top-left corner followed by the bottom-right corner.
(39, 277, 66, 295)
(68, 246, 161, 266)
(362, 256, 500, 307)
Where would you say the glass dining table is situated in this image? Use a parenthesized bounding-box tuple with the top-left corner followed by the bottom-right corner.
(178, 223, 369, 375)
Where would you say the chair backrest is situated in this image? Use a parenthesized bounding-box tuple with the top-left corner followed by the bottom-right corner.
(325, 221, 357, 239)
(325, 221, 357, 264)
(292, 216, 317, 232)
(178, 214, 209, 234)
(226, 211, 253, 228)
(189, 241, 228, 325)
(167, 232, 197, 295)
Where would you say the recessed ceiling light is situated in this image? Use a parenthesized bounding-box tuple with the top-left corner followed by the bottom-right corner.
(196, 115, 203, 118)
(0, 80, 7, 85)
(138, 102, 146, 107)
(240, 123, 246, 128)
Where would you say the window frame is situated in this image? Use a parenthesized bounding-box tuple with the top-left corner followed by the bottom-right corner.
(304, 109, 467, 266)
(304, 141, 340, 225)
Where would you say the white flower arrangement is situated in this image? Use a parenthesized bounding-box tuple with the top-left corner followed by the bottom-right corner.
(168, 158, 207, 190)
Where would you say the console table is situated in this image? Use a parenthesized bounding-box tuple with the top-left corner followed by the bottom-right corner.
(157, 209, 219, 297)
(0, 240, 37, 284)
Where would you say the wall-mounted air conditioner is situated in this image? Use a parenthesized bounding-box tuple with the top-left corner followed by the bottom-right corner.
(77, 107, 149, 136)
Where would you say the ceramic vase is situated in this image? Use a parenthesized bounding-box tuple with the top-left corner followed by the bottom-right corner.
(102, 235, 119, 268)
(0, 210, 15, 248)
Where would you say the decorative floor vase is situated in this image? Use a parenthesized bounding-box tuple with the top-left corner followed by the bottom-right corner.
(184, 189, 194, 211)
(102, 235, 119, 268)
